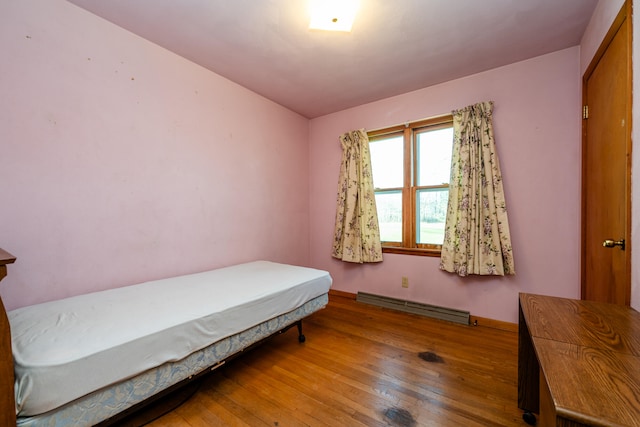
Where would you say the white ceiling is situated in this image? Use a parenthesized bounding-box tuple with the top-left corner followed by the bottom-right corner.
(66, 0, 598, 119)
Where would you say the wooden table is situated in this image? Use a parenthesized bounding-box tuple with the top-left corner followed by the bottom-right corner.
(518, 293, 640, 426)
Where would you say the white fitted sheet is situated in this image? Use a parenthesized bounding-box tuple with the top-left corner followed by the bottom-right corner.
(9, 261, 332, 417)
(15, 294, 329, 427)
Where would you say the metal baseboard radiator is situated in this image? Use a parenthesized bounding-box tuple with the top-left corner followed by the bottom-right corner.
(356, 292, 470, 325)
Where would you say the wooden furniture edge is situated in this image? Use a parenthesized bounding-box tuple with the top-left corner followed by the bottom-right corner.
(518, 292, 640, 425)
(0, 249, 16, 283)
(0, 248, 16, 427)
(0, 249, 16, 264)
(518, 293, 540, 414)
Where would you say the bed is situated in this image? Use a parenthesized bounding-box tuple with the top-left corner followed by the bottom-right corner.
(0, 256, 332, 426)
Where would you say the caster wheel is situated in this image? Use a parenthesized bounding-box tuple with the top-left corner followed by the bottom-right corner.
(522, 412, 536, 426)
(298, 334, 306, 343)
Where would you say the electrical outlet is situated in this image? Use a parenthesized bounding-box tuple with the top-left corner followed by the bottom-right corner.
(401, 276, 409, 288)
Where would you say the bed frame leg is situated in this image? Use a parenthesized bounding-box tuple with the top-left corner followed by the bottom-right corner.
(278, 320, 306, 342)
(296, 321, 306, 343)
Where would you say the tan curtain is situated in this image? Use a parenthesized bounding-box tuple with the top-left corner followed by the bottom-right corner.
(440, 101, 515, 276)
(332, 129, 383, 263)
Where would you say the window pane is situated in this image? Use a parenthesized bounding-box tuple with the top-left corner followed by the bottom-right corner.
(375, 191, 402, 242)
(416, 188, 449, 245)
(416, 127, 453, 186)
(370, 135, 403, 189)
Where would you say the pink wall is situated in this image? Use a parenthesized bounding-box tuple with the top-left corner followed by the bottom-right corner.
(0, 1, 606, 324)
(0, 0, 310, 310)
(309, 47, 582, 324)
(579, 0, 625, 75)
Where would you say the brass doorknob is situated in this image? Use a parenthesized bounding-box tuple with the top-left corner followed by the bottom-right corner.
(603, 239, 625, 250)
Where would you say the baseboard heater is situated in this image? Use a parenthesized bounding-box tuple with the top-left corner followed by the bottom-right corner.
(356, 292, 470, 325)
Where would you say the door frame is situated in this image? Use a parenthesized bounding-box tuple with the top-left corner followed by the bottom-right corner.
(580, 0, 633, 304)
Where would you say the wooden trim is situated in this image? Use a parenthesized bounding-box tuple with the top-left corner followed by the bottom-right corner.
(367, 113, 452, 136)
(403, 127, 413, 246)
(381, 246, 441, 257)
(367, 125, 405, 138)
(411, 115, 453, 129)
(469, 315, 517, 333)
(625, 0, 633, 306)
(328, 289, 357, 299)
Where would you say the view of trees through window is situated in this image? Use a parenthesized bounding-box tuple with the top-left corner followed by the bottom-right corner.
(369, 117, 453, 253)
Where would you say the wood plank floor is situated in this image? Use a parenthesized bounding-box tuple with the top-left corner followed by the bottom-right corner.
(126, 295, 525, 426)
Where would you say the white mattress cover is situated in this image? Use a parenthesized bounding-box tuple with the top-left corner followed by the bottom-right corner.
(9, 261, 332, 417)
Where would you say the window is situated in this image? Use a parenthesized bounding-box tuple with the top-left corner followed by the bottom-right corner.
(369, 115, 454, 256)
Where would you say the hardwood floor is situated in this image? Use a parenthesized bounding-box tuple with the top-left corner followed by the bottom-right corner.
(129, 295, 525, 426)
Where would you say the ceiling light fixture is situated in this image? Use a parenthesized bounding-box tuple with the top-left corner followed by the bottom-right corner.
(308, 0, 360, 32)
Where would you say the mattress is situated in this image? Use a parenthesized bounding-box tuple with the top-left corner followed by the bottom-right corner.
(16, 294, 329, 427)
(9, 261, 332, 417)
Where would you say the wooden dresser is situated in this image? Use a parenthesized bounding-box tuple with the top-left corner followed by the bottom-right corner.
(0, 248, 16, 427)
(518, 293, 640, 426)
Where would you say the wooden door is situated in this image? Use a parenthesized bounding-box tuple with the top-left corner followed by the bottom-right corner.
(582, 2, 632, 305)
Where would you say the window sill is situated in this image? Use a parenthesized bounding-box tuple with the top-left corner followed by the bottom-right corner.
(382, 246, 441, 257)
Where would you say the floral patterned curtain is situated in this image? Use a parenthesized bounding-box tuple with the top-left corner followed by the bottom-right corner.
(332, 129, 383, 263)
(440, 101, 515, 276)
